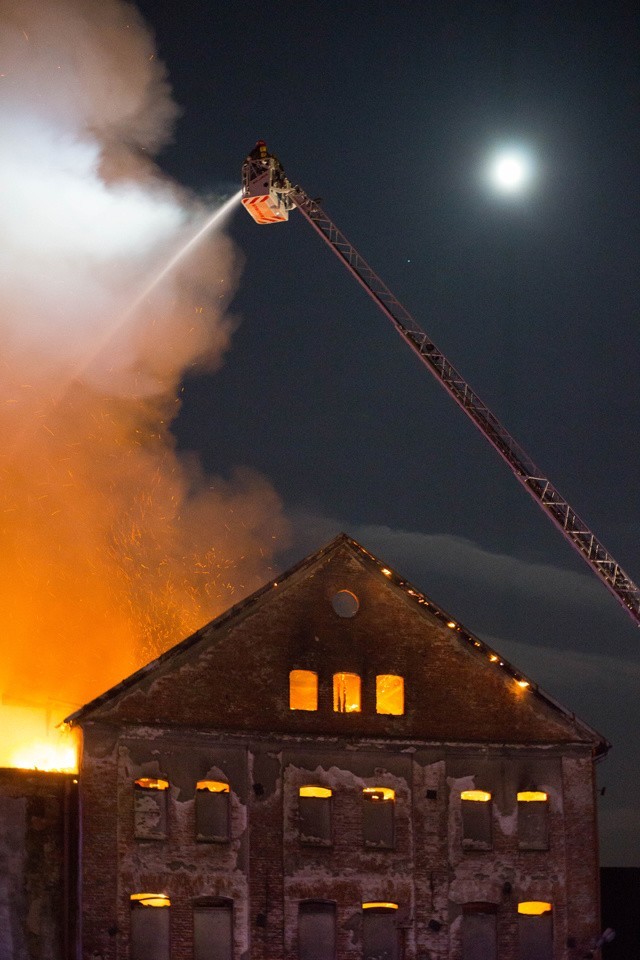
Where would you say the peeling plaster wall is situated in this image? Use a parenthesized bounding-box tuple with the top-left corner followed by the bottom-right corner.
(75, 539, 605, 960)
(79, 729, 600, 960)
(0, 770, 74, 960)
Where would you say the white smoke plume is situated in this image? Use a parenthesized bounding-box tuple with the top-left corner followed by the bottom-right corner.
(0, 0, 289, 722)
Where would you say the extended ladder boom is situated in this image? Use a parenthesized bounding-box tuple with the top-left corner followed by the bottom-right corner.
(242, 144, 640, 627)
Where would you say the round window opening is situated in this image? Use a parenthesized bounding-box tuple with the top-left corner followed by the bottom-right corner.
(331, 590, 360, 618)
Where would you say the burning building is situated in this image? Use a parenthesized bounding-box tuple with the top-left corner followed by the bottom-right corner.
(29, 532, 606, 960)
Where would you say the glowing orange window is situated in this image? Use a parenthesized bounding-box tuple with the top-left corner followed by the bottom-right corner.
(518, 902, 552, 915)
(333, 673, 361, 713)
(376, 675, 404, 715)
(289, 670, 318, 711)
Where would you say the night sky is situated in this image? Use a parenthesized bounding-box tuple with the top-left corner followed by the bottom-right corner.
(134, 0, 639, 866)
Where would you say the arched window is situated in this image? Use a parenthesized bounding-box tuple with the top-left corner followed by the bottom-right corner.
(517, 791, 549, 850)
(290, 670, 318, 711)
(194, 897, 233, 960)
(518, 902, 553, 960)
(375, 675, 404, 715)
(195, 780, 230, 842)
(362, 787, 395, 848)
(362, 903, 398, 960)
(134, 777, 169, 840)
(130, 894, 170, 960)
(298, 901, 336, 960)
(333, 673, 361, 713)
(460, 789, 492, 850)
(299, 786, 332, 845)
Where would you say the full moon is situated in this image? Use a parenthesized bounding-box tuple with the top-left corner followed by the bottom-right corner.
(488, 149, 533, 194)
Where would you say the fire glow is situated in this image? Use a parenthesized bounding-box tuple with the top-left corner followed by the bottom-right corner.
(0, 0, 289, 772)
(0, 701, 79, 772)
(9, 736, 78, 774)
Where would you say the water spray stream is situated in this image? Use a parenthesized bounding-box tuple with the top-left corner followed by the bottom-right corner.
(0, 0, 290, 777)
(7, 188, 243, 459)
(125, 189, 243, 319)
(69, 189, 244, 386)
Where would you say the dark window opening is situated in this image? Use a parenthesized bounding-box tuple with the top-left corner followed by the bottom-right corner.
(299, 786, 332, 846)
(518, 903, 553, 960)
(195, 780, 230, 842)
(461, 790, 492, 850)
(362, 787, 395, 848)
(362, 905, 398, 960)
(517, 792, 549, 850)
(131, 895, 170, 960)
(462, 903, 497, 960)
(194, 899, 233, 960)
(134, 778, 168, 840)
(298, 901, 336, 960)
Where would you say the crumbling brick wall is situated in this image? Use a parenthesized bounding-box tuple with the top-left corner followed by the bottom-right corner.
(0, 769, 76, 960)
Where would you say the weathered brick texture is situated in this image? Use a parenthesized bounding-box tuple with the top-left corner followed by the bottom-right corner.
(0, 769, 76, 960)
(72, 536, 608, 959)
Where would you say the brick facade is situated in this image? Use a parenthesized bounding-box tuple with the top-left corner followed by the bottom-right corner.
(0, 768, 77, 960)
(70, 535, 609, 959)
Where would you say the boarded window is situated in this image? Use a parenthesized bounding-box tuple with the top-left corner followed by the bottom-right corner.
(298, 901, 336, 960)
(462, 904, 497, 960)
(460, 790, 492, 850)
(362, 787, 395, 848)
(290, 670, 318, 711)
(299, 786, 332, 845)
(376, 675, 404, 715)
(134, 778, 168, 840)
(518, 903, 553, 960)
(333, 673, 361, 713)
(195, 780, 230, 842)
(517, 792, 549, 850)
(362, 904, 398, 960)
(194, 899, 233, 960)
(131, 894, 170, 960)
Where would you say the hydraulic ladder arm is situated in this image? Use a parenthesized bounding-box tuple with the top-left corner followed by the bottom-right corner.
(242, 144, 640, 627)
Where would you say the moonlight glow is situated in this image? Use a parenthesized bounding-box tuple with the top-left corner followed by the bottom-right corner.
(487, 148, 534, 194)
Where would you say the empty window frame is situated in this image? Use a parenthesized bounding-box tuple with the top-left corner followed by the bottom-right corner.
(362, 903, 398, 960)
(195, 780, 230, 842)
(134, 778, 169, 840)
(518, 902, 553, 960)
(299, 786, 332, 845)
(517, 792, 549, 850)
(375, 675, 404, 715)
(462, 903, 497, 960)
(298, 901, 336, 960)
(333, 672, 361, 713)
(194, 898, 233, 960)
(460, 790, 492, 850)
(290, 670, 318, 711)
(362, 787, 395, 848)
(130, 894, 170, 960)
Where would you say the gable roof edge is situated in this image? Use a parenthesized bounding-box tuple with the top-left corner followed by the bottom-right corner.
(65, 533, 611, 757)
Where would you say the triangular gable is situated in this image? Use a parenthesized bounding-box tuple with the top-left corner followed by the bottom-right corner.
(66, 534, 609, 755)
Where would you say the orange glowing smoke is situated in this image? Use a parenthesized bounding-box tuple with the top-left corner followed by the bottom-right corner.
(0, 0, 290, 768)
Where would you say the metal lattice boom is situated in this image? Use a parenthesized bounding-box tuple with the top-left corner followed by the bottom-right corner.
(288, 187, 640, 627)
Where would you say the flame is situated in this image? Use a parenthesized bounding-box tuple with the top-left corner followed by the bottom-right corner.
(3, 714, 79, 772)
(0, 0, 291, 775)
(9, 740, 77, 774)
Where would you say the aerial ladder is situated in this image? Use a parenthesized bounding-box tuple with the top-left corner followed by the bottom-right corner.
(241, 141, 640, 628)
